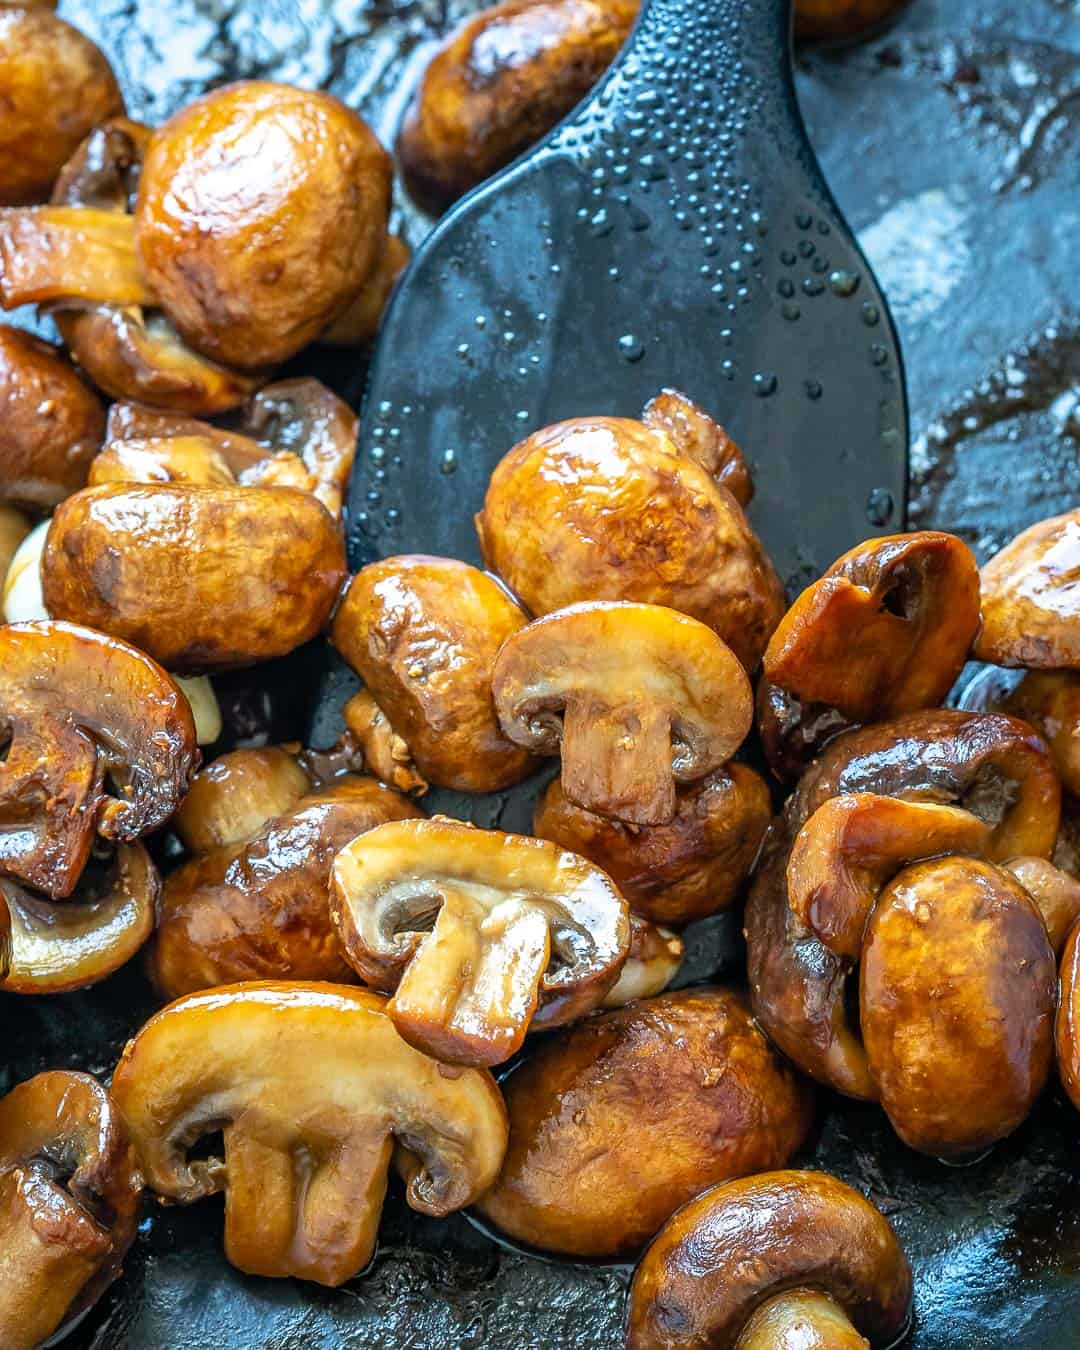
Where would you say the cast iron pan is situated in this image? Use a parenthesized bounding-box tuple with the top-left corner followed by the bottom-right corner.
(4, 0, 1079, 1346)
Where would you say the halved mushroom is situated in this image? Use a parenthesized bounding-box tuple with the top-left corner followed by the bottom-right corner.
(0, 620, 197, 898)
(475, 987, 814, 1259)
(173, 746, 312, 854)
(533, 762, 771, 924)
(341, 689, 428, 796)
(976, 509, 1080, 668)
(149, 775, 423, 1001)
(0, 1070, 141, 1350)
(627, 1170, 912, 1350)
(475, 398, 785, 671)
(493, 602, 753, 826)
(43, 483, 347, 672)
(109, 981, 508, 1286)
(759, 531, 980, 779)
(332, 555, 534, 793)
(601, 915, 683, 1006)
(330, 816, 630, 1066)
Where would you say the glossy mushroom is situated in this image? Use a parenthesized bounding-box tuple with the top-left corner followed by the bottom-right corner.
(976, 509, 1080, 667)
(1000, 671, 1080, 796)
(492, 601, 753, 826)
(173, 745, 311, 854)
(0, 620, 197, 897)
(340, 688, 428, 795)
(110, 982, 508, 1285)
(627, 1170, 912, 1350)
(332, 555, 534, 793)
(476, 986, 813, 1259)
(601, 915, 683, 1006)
(475, 393, 785, 671)
(330, 816, 630, 1066)
(0, 1071, 141, 1350)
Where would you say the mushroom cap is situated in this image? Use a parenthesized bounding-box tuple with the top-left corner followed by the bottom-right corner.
(475, 412, 784, 671)
(109, 981, 508, 1286)
(43, 482, 347, 673)
(135, 81, 392, 369)
(1056, 918, 1080, 1113)
(330, 815, 630, 1065)
(976, 509, 1080, 668)
(475, 987, 814, 1259)
(1002, 670, 1080, 796)
(533, 763, 771, 924)
(173, 745, 311, 854)
(626, 1170, 912, 1350)
(493, 601, 753, 826)
(341, 688, 429, 796)
(0, 620, 197, 898)
(861, 855, 1056, 1157)
(1002, 855, 1080, 954)
(795, 0, 910, 44)
(332, 555, 534, 793)
(641, 389, 753, 506)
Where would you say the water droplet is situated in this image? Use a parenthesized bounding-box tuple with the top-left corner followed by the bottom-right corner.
(515, 409, 530, 423)
(782, 303, 801, 321)
(591, 208, 613, 237)
(474, 315, 487, 329)
(805, 380, 823, 400)
(780, 249, 797, 266)
(802, 277, 825, 297)
(866, 487, 894, 526)
(778, 279, 795, 298)
(753, 371, 777, 397)
(828, 269, 860, 297)
(618, 334, 645, 362)
(440, 449, 457, 475)
(870, 344, 889, 367)
(795, 211, 813, 230)
(369, 446, 386, 465)
(798, 239, 815, 259)
(861, 302, 881, 327)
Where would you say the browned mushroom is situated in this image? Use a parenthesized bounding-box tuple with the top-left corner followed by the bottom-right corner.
(340, 689, 428, 796)
(641, 387, 753, 507)
(601, 915, 683, 1006)
(173, 746, 311, 854)
(475, 394, 785, 671)
(319, 234, 410, 346)
(758, 531, 980, 780)
(627, 1170, 912, 1350)
(492, 602, 753, 826)
(0, 1070, 141, 1350)
(0, 620, 198, 898)
(999, 671, 1080, 796)
(976, 509, 1080, 668)
(330, 816, 630, 1065)
(109, 982, 508, 1285)
(475, 986, 814, 1259)
(1001, 855, 1080, 954)
(1057, 919, 1080, 1112)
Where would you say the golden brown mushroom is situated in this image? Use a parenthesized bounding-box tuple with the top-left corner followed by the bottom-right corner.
(0, 1070, 141, 1350)
(475, 986, 814, 1259)
(1001, 855, 1080, 954)
(320, 233, 410, 346)
(340, 688, 429, 795)
(795, 0, 911, 44)
(331, 555, 534, 793)
(1056, 918, 1080, 1112)
(976, 510, 1080, 668)
(330, 816, 630, 1065)
(493, 602, 753, 826)
(0, 620, 197, 898)
(627, 1170, 912, 1350)
(475, 393, 785, 671)
(110, 982, 508, 1286)
(601, 914, 683, 1006)
(1000, 671, 1080, 797)
(149, 774, 423, 1001)
(397, 0, 639, 215)
(173, 745, 311, 854)
(42, 482, 347, 672)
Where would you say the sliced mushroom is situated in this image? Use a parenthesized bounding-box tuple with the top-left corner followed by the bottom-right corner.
(475, 987, 814, 1259)
(149, 775, 423, 1000)
(109, 982, 508, 1286)
(475, 400, 785, 671)
(641, 388, 753, 506)
(976, 509, 1080, 667)
(533, 763, 771, 924)
(627, 1171, 912, 1350)
(493, 602, 752, 826)
(332, 555, 534, 793)
(330, 816, 630, 1066)
(43, 483, 347, 672)
(0, 620, 197, 898)
(601, 916, 683, 1006)
(342, 689, 428, 795)
(0, 1070, 141, 1350)
(173, 746, 312, 854)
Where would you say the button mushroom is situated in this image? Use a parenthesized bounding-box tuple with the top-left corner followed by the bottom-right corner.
(795, 0, 911, 44)
(475, 395, 785, 671)
(149, 774, 423, 1001)
(42, 482, 347, 672)
(331, 555, 534, 793)
(976, 509, 1080, 668)
(109, 981, 508, 1286)
(0, 1070, 141, 1350)
(173, 745, 312, 854)
(492, 602, 752, 826)
(627, 1170, 912, 1350)
(330, 815, 630, 1066)
(533, 762, 771, 924)
(758, 531, 980, 780)
(340, 688, 429, 796)
(641, 387, 754, 507)
(475, 986, 814, 1259)
(601, 915, 683, 1006)
(0, 620, 198, 898)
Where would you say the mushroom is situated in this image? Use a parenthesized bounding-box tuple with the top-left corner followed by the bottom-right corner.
(492, 602, 753, 826)
(0, 324, 105, 509)
(976, 509, 1080, 667)
(641, 388, 753, 507)
(758, 531, 980, 780)
(0, 6, 123, 206)
(109, 981, 508, 1286)
(795, 0, 911, 43)
(173, 745, 312, 854)
(0, 1070, 141, 1350)
(1001, 855, 1080, 954)
(1000, 671, 1080, 796)
(340, 689, 428, 796)
(149, 774, 423, 1001)
(320, 233, 410, 346)
(332, 555, 534, 793)
(475, 395, 785, 671)
(533, 762, 771, 924)
(627, 1170, 912, 1350)
(601, 915, 683, 1006)
(1056, 918, 1080, 1113)
(2, 517, 47, 622)
(397, 0, 639, 215)
(330, 816, 630, 1066)
(0, 620, 198, 898)
(475, 986, 814, 1259)
(42, 482, 347, 672)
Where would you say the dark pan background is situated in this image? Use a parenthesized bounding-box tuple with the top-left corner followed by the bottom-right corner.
(4, 1, 1079, 1346)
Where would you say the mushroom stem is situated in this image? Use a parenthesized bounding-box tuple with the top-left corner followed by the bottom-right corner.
(736, 1289, 869, 1349)
(0, 207, 154, 307)
(562, 697, 674, 826)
